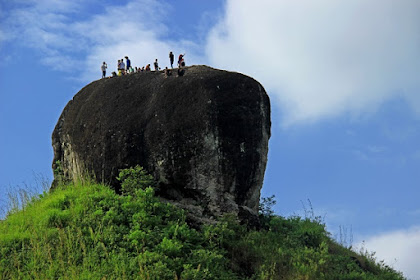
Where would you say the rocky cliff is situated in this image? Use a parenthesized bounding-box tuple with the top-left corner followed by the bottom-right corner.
(52, 65, 270, 222)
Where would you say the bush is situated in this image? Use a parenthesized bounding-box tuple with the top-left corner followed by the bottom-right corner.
(116, 165, 155, 195)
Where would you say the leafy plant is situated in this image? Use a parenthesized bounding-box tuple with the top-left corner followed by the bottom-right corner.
(116, 165, 155, 195)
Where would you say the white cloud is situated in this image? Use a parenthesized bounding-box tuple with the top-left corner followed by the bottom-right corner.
(3, 1, 85, 52)
(206, 0, 420, 126)
(1, 0, 200, 82)
(4, 0, 420, 126)
(356, 227, 420, 279)
(9, 0, 82, 13)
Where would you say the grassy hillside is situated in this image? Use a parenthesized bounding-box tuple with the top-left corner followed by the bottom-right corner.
(0, 168, 405, 279)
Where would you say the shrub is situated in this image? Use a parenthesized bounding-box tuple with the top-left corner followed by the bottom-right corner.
(116, 165, 155, 195)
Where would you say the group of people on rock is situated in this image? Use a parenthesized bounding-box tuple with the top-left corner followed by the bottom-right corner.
(101, 51, 187, 79)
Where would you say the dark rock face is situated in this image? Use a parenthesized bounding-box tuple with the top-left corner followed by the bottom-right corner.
(52, 65, 270, 221)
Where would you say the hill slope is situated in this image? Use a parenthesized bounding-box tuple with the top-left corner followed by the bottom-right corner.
(0, 172, 405, 279)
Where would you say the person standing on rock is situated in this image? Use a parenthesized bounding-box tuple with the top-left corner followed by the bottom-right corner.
(125, 56, 131, 72)
(101, 62, 107, 78)
(120, 59, 126, 75)
(117, 59, 124, 75)
(154, 59, 159, 71)
(169, 51, 174, 68)
(178, 53, 185, 67)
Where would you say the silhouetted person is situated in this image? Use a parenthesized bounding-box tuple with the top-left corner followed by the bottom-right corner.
(154, 59, 159, 71)
(125, 56, 131, 71)
(169, 51, 174, 68)
(177, 67, 185, 77)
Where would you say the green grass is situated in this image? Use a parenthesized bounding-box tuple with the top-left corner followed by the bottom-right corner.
(0, 173, 405, 279)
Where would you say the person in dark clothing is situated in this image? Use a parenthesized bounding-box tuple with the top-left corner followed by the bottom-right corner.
(169, 51, 174, 68)
(154, 59, 159, 71)
(177, 67, 185, 77)
(125, 56, 131, 71)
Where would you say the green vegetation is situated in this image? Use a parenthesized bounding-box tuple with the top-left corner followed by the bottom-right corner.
(0, 167, 405, 279)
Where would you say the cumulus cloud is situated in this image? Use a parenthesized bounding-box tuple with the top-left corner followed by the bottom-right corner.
(356, 226, 420, 279)
(1, 0, 200, 82)
(206, 0, 420, 125)
(2, 0, 85, 52)
(4, 0, 420, 125)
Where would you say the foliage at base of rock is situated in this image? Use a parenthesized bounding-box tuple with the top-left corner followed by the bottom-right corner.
(0, 171, 405, 279)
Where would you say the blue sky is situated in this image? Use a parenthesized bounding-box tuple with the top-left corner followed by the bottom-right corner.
(1, 0, 419, 278)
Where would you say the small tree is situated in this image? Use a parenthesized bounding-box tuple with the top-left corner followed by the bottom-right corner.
(259, 195, 276, 228)
(116, 165, 155, 196)
(259, 195, 276, 217)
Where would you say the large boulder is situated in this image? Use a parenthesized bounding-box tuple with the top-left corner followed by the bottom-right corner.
(52, 65, 270, 222)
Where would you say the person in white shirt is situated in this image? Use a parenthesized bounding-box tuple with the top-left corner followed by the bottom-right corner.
(121, 62, 125, 74)
(101, 62, 107, 78)
(119, 59, 126, 75)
